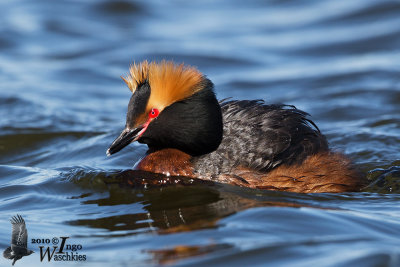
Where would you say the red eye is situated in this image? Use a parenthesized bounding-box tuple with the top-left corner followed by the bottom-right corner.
(149, 108, 159, 119)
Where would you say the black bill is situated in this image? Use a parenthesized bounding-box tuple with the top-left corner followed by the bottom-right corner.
(106, 127, 142, 156)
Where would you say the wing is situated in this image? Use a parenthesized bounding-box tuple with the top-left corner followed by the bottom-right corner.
(220, 100, 328, 170)
(3, 247, 13, 259)
(195, 100, 328, 175)
(193, 100, 329, 177)
(10, 215, 28, 249)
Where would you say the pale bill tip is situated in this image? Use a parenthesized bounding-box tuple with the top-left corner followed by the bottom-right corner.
(106, 149, 111, 157)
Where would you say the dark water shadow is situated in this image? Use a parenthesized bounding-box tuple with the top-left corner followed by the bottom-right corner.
(63, 166, 400, 265)
(65, 165, 400, 233)
(65, 170, 317, 235)
(364, 165, 400, 193)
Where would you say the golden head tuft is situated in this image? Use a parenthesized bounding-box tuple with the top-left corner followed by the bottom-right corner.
(122, 60, 205, 111)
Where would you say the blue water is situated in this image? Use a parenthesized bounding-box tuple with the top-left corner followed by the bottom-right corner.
(1, 0, 400, 266)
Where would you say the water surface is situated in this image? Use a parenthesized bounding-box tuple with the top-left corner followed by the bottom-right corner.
(1, 0, 400, 266)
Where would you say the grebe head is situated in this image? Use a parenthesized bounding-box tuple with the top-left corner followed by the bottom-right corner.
(107, 60, 223, 157)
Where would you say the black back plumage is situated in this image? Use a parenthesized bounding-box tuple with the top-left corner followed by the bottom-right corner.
(192, 100, 328, 177)
(3, 215, 34, 265)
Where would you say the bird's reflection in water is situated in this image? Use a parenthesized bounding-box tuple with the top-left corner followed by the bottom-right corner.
(67, 170, 315, 264)
(69, 170, 310, 232)
(146, 243, 234, 265)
